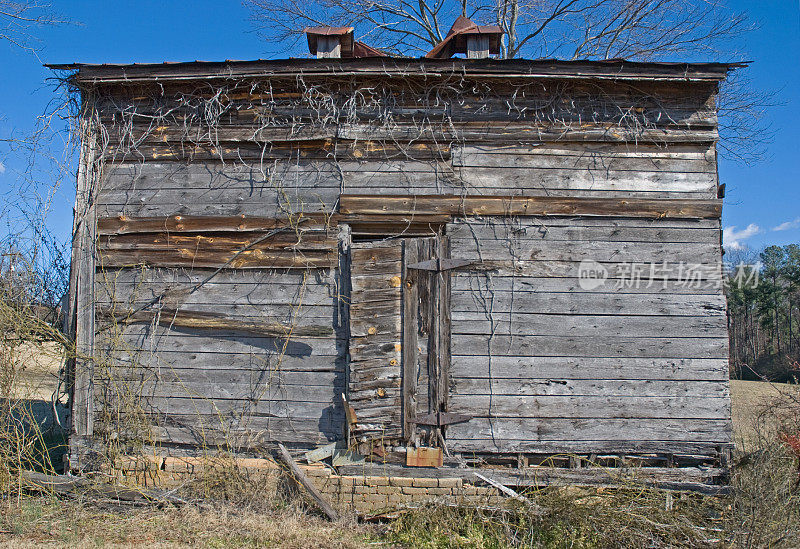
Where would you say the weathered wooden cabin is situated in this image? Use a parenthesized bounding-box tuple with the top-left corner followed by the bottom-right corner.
(55, 20, 736, 482)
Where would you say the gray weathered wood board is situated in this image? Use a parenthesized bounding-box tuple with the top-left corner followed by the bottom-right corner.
(95, 267, 336, 308)
(450, 334, 725, 359)
(450, 275, 721, 295)
(449, 357, 728, 381)
(106, 349, 343, 373)
(450, 313, 727, 338)
(451, 237, 720, 264)
(97, 325, 341, 356)
(452, 143, 716, 169)
(449, 378, 728, 398)
(99, 366, 342, 386)
(446, 418, 731, 452)
(450, 291, 726, 316)
(95, 379, 341, 404)
(102, 416, 343, 446)
(447, 217, 720, 242)
(448, 395, 729, 419)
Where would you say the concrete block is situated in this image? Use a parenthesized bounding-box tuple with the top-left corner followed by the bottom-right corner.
(390, 477, 414, 487)
(412, 477, 439, 488)
(439, 478, 463, 489)
(367, 476, 390, 486)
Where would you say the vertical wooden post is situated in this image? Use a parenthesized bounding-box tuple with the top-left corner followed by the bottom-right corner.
(402, 240, 420, 443)
(437, 236, 452, 431)
(69, 96, 98, 468)
(424, 234, 453, 447)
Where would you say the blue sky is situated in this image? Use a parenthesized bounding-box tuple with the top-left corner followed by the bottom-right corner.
(0, 1, 798, 251)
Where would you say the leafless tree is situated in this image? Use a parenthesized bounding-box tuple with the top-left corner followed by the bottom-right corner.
(246, 0, 749, 60)
(1, 1, 65, 54)
(246, 0, 767, 162)
(0, 1, 72, 309)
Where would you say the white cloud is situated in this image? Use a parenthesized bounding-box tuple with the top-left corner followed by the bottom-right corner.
(723, 224, 762, 250)
(0, 162, 5, 174)
(773, 218, 800, 232)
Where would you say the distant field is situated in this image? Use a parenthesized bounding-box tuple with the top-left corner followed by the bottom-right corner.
(730, 379, 800, 450)
(7, 341, 64, 401)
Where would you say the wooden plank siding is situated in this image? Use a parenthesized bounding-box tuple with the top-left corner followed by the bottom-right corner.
(92, 265, 345, 449)
(445, 217, 731, 455)
(95, 146, 718, 220)
(66, 58, 733, 462)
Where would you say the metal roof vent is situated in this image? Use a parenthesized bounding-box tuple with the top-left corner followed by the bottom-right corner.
(425, 16, 504, 59)
(304, 27, 388, 59)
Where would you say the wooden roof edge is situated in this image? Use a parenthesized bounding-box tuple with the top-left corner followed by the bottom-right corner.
(45, 58, 747, 85)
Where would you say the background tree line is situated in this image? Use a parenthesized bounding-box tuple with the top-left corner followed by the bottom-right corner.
(726, 244, 800, 382)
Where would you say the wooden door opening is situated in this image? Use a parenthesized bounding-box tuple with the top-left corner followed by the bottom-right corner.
(345, 232, 460, 450)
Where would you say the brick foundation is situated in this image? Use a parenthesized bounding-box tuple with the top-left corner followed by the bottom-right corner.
(305, 465, 503, 513)
(103, 455, 503, 514)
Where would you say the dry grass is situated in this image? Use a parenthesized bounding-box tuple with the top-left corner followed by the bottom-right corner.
(0, 497, 375, 548)
(730, 380, 800, 451)
(9, 341, 64, 402)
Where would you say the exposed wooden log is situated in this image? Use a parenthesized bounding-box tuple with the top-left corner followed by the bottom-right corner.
(338, 195, 722, 219)
(97, 214, 332, 235)
(473, 472, 544, 513)
(21, 470, 186, 505)
(97, 249, 337, 269)
(278, 443, 339, 521)
(97, 306, 334, 337)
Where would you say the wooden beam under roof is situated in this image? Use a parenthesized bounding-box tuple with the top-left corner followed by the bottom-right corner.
(338, 195, 723, 219)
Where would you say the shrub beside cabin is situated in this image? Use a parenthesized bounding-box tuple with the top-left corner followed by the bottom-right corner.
(54, 20, 736, 487)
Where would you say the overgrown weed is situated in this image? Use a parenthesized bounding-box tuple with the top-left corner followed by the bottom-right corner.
(389, 488, 725, 548)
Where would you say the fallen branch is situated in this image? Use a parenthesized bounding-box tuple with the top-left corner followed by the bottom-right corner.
(20, 470, 186, 506)
(277, 443, 339, 521)
(474, 472, 546, 515)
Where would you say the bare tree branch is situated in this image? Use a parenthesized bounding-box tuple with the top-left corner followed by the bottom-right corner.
(0, 1, 67, 56)
(245, 0, 769, 162)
